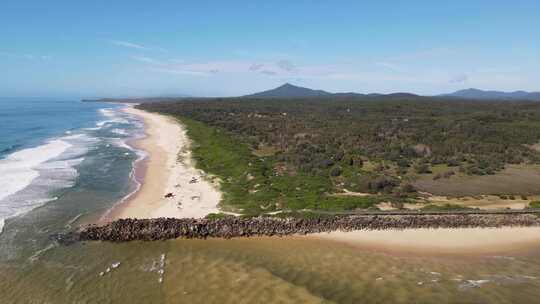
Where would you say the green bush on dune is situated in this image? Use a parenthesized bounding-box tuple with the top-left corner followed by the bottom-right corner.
(529, 201, 540, 208)
(176, 117, 383, 215)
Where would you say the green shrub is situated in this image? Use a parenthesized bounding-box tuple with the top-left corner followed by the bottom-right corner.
(421, 204, 473, 211)
(414, 163, 432, 174)
(205, 213, 233, 220)
(529, 201, 540, 208)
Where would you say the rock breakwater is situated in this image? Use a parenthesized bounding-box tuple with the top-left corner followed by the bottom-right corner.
(75, 214, 540, 242)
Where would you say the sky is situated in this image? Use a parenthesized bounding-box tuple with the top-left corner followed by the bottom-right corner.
(1, 0, 539, 98)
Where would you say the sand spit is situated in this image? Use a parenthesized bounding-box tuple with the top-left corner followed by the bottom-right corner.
(314, 227, 540, 255)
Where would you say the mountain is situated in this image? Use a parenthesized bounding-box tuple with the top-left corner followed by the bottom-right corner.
(244, 83, 420, 99)
(244, 83, 332, 98)
(442, 88, 540, 101)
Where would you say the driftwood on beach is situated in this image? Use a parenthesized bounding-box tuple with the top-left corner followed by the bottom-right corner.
(73, 213, 540, 243)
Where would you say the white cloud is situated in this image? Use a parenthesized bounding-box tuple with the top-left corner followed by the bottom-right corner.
(131, 57, 245, 76)
(110, 40, 167, 52)
(449, 74, 468, 84)
(128, 51, 534, 95)
(0, 51, 51, 61)
(375, 61, 401, 71)
(276, 59, 296, 72)
(131, 56, 360, 80)
(131, 56, 162, 65)
(260, 70, 277, 76)
(110, 40, 148, 50)
(249, 63, 264, 71)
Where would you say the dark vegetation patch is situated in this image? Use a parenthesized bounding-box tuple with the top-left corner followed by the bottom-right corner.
(420, 204, 476, 211)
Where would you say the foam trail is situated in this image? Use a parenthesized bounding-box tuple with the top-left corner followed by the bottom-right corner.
(98, 106, 146, 222)
(111, 128, 128, 136)
(96, 108, 129, 127)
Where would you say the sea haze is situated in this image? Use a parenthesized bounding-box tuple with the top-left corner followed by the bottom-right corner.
(0, 98, 143, 235)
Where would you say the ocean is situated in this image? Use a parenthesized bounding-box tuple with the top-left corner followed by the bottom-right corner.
(0, 98, 143, 256)
(2, 98, 540, 303)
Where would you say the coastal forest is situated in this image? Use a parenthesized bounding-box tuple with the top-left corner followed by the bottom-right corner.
(138, 97, 540, 215)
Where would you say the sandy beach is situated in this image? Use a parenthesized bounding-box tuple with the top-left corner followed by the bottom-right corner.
(102, 106, 221, 221)
(311, 227, 540, 255)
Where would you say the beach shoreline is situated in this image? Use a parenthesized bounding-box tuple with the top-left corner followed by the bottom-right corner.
(100, 106, 221, 223)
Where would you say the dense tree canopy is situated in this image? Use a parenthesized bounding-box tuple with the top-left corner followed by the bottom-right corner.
(141, 97, 540, 175)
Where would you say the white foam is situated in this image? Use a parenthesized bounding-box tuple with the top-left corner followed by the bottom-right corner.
(0, 106, 143, 233)
(96, 108, 129, 127)
(83, 126, 101, 131)
(0, 132, 97, 235)
(111, 138, 133, 151)
(98, 109, 147, 222)
(0, 139, 71, 202)
(111, 128, 128, 136)
(99, 108, 116, 118)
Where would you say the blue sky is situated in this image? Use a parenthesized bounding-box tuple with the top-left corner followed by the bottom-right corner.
(1, 1, 539, 97)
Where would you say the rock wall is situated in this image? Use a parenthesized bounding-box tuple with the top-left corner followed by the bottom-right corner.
(74, 214, 540, 242)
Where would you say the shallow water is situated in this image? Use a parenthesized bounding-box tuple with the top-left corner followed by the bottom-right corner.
(3, 237, 540, 303)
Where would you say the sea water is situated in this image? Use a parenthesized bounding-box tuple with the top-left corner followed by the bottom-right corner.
(0, 98, 144, 255)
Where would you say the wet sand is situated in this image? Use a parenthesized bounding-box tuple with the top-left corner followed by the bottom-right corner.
(103, 106, 221, 221)
(312, 227, 540, 255)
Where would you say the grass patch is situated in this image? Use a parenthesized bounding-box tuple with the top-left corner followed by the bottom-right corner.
(179, 117, 382, 214)
(413, 165, 540, 196)
(420, 203, 475, 211)
(529, 201, 540, 208)
(204, 213, 235, 220)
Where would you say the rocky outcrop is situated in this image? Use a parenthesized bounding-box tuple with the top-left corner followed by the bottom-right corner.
(73, 214, 540, 242)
